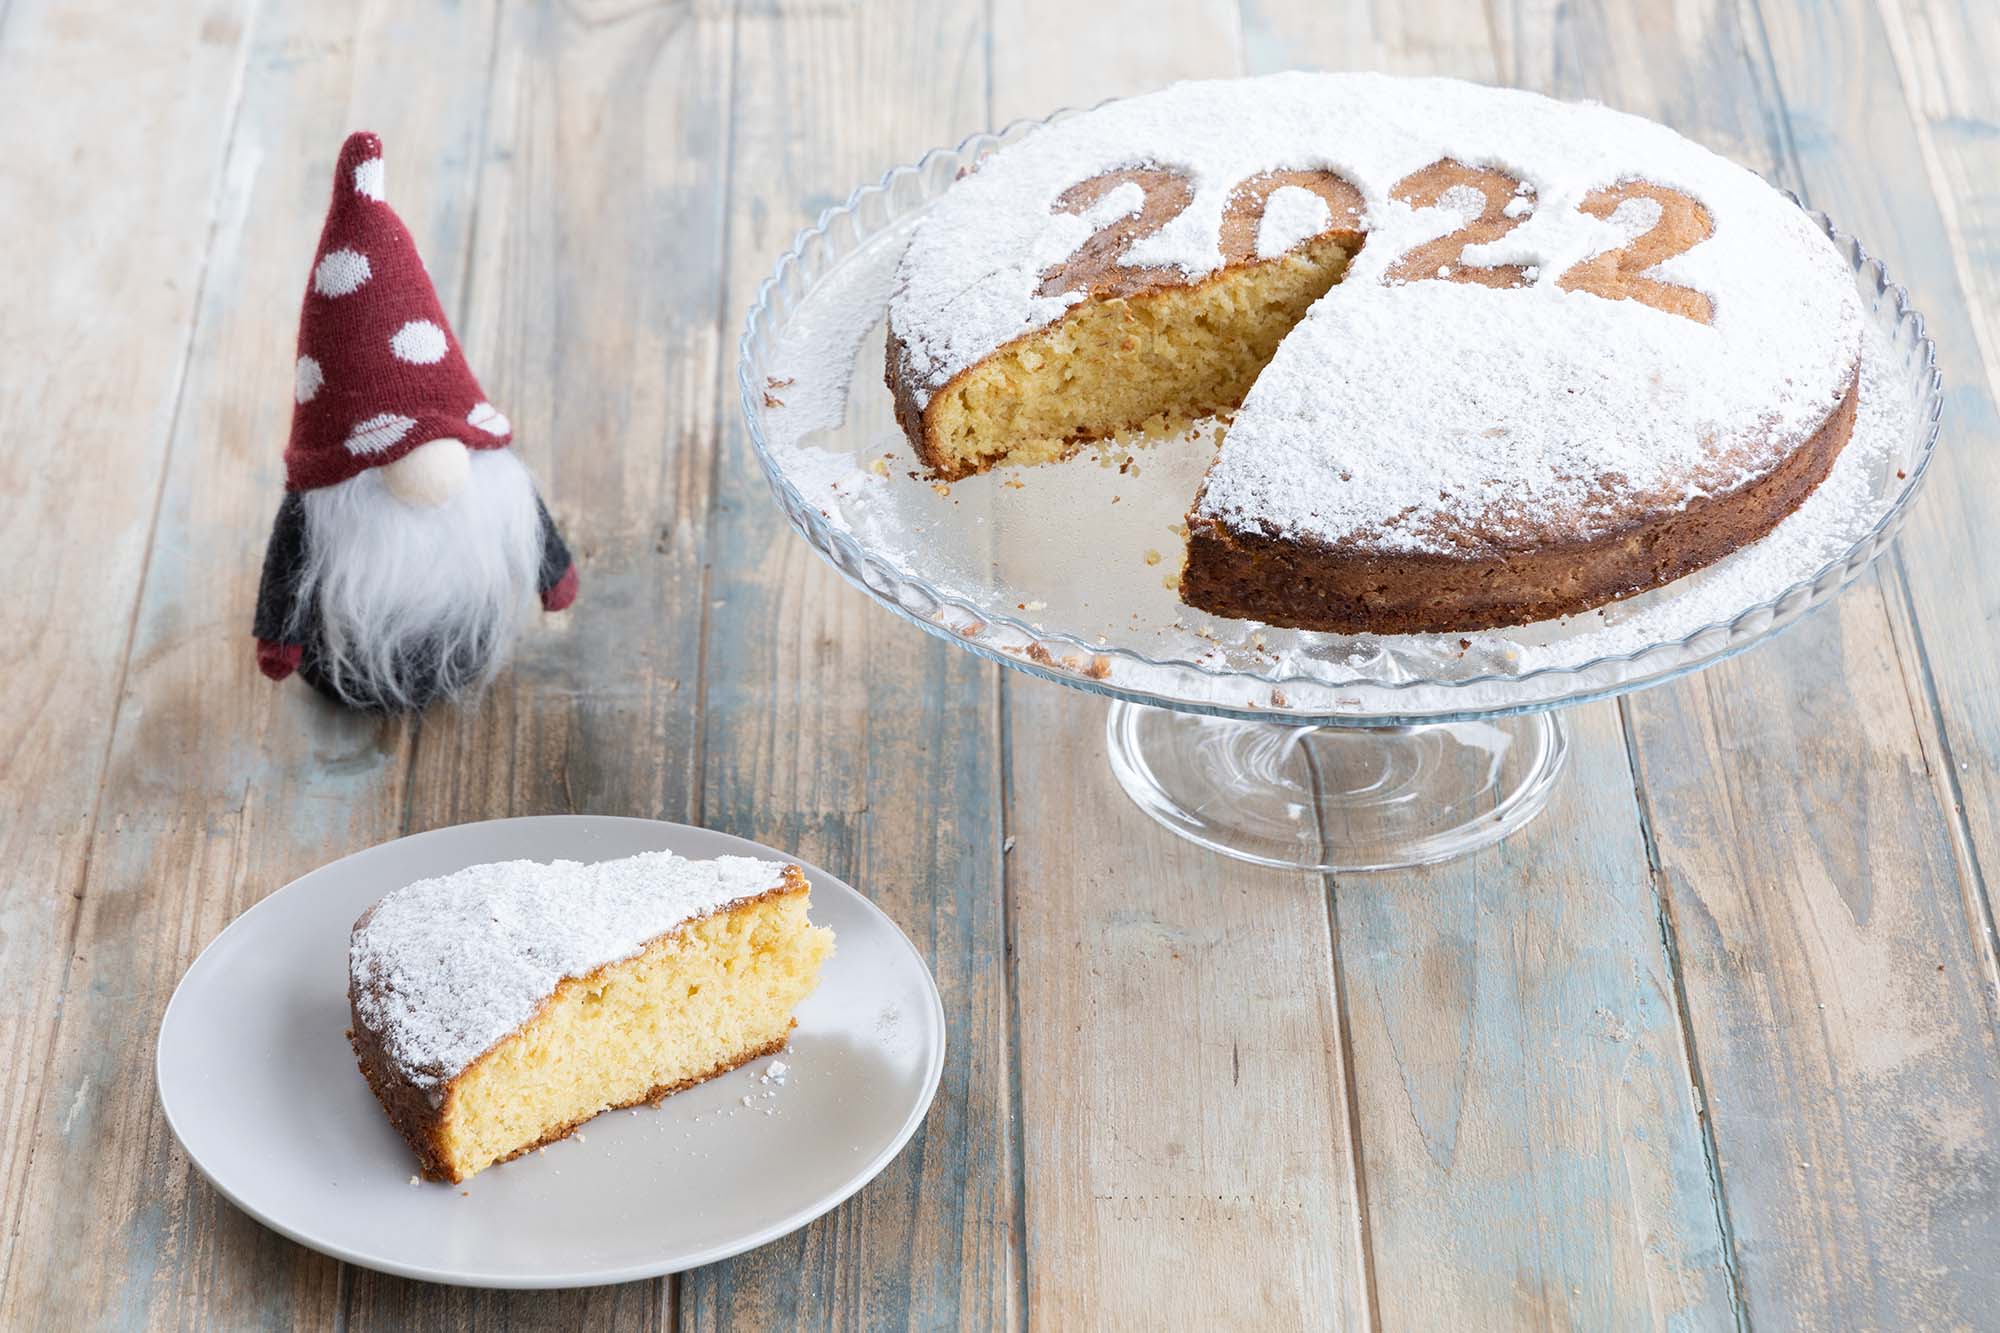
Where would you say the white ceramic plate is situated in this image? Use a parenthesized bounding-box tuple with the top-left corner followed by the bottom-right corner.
(155, 815, 946, 1288)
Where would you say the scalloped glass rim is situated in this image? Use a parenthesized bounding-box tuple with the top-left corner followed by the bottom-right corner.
(738, 109, 1944, 726)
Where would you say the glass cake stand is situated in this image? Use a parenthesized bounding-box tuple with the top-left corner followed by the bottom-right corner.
(737, 112, 1943, 871)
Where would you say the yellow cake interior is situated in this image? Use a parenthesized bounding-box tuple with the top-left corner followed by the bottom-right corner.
(437, 886, 833, 1181)
(919, 234, 1355, 477)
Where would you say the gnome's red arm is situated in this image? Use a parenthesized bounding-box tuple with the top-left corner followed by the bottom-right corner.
(253, 492, 308, 680)
(535, 494, 579, 613)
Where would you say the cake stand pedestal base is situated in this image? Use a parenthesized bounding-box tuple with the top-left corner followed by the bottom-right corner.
(1104, 701, 1570, 871)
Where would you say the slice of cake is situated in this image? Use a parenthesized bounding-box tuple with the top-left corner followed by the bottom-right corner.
(348, 849, 834, 1183)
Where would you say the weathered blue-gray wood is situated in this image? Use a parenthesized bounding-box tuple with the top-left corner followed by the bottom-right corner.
(1821, 0, 2000, 939)
(0, 2, 501, 1324)
(1520, 1, 2000, 1324)
(987, 4, 1375, 1324)
(680, 2, 1020, 1327)
(1328, 711, 1741, 1328)
(0, 0, 267, 1309)
(342, 0, 744, 1325)
(1232, 6, 1743, 1325)
(1875, 0, 2000, 991)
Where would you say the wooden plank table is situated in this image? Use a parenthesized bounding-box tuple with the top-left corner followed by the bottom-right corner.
(3, 0, 1995, 1325)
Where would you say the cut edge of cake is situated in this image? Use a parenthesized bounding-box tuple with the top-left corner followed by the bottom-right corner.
(889, 223, 1363, 481)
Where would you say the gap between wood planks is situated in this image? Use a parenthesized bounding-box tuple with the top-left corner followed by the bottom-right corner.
(1866, 0, 2000, 996)
(1579, 0, 2000, 1323)
(0, 0, 266, 1302)
(1617, 703, 1752, 1333)
(1741, 0, 1992, 914)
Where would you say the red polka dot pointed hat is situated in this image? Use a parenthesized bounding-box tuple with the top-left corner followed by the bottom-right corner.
(285, 131, 513, 492)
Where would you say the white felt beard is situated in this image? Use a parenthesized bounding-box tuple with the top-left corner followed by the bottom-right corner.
(293, 448, 542, 710)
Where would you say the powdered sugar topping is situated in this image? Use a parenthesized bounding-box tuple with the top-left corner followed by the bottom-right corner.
(350, 850, 791, 1088)
(1256, 186, 1334, 260)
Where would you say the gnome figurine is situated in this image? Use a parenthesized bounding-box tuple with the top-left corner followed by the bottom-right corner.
(254, 132, 578, 712)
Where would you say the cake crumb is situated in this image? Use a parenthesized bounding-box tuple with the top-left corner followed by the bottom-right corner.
(408, 1175, 421, 1187)
(763, 392, 784, 408)
(1144, 549, 1162, 566)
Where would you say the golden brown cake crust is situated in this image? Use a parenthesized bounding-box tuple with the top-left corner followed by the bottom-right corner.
(1179, 363, 1860, 634)
(347, 871, 809, 1184)
(348, 1008, 458, 1181)
(885, 325, 940, 473)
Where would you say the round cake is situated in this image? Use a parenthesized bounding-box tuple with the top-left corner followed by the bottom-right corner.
(883, 73, 1862, 634)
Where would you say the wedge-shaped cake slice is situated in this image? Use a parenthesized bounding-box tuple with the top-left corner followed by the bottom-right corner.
(348, 849, 834, 1182)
